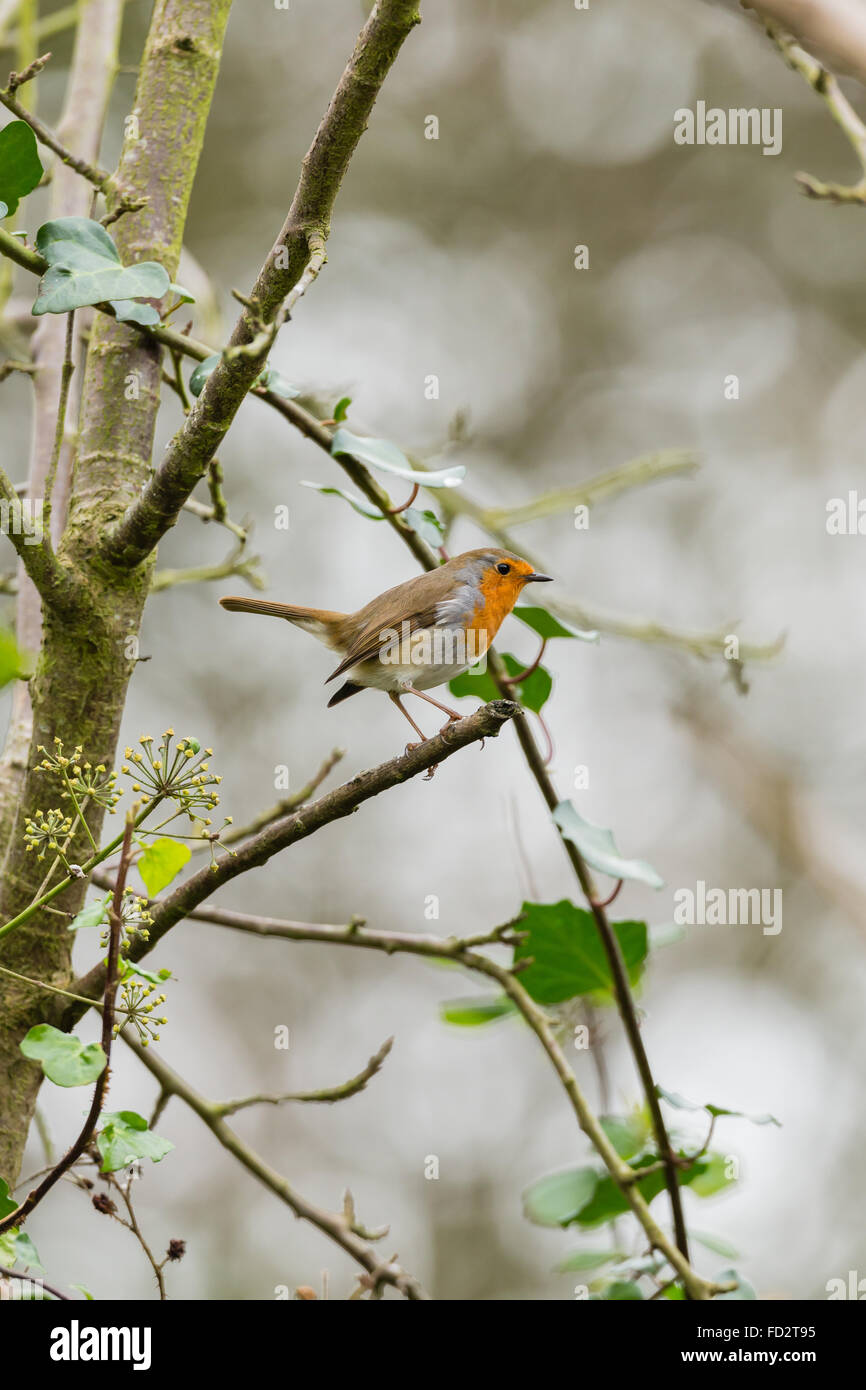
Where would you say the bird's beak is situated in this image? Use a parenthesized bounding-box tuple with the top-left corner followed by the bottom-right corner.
(524, 571, 553, 583)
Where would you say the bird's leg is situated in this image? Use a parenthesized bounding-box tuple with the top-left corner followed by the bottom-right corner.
(389, 691, 428, 750)
(402, 685, 463, 726)
(389, 692, 439, 781)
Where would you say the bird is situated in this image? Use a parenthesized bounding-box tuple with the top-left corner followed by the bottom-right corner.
(220, 548, 552, 756)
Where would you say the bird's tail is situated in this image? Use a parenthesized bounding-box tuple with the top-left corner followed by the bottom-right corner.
(219, 596, 346, 646)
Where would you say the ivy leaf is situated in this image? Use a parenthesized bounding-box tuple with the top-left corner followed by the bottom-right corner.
(120, 960, 172, 987)
(566, 1151, 734, 1228)
(448, 663, 499, 704)
(257, 366, 300, 399)
(512, 900, 648, 1004)
(9, 1231, 43, 1273)
(448, 652, 553, 712)
(0, 1179, 17, 1219)
(300, 480, 385, 521)
(602, 1280, 644, 1300)
(20, 1024, 106, 1087)
(110, 298, 161, 325)
(600, 1113, 648, 1161)
(68, 894, 111, 931)
(402, 506, 444, 548)
(0, 626, 27, 688)
(0, 121, 43, 216)
(33, 217, 169, 316)
(501, 651, 552, 713)
(522, 1166, 599, 1227)
(656, 1086, 781, 1128)
(715, 1267, 757, 1300)
(137, 838, 191, 896)
(96, 1110, 173, 1173)
(439, 995, 515, 1026)
(553, 800, 664, 890)
(691, 1229, 740, 1259)
(188, 352, 220, 397)
(514, 605, 599, 644)
(555, 1249, 626, 1273)
(330, 427, 465, 489)
(167, 281, 195, 304)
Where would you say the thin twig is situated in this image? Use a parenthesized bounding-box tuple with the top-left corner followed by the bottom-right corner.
(211, 1037, 393, 1117)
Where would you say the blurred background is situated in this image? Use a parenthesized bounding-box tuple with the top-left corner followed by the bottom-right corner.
(2, 0, 866, 1299)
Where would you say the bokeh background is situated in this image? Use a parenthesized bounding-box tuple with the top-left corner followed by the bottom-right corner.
(2, 0, 866, 1299)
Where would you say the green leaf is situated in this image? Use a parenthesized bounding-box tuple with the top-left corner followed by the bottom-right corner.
(522, 1166, 598, 1227)
(448, 652, 553, 712)
(561, 1151, 735, 1229)
(691, 1229, 740, 1259)
(0, 626, 27, 688)
(602, 1280, 644, 1300)
(439, 995, 515, 1026)
(600, 1113, 648, 1161)
(167, 281, 195, 304)
(125, 961, 172, 987)
(649, 920, 685, 949)
(514, 606, 599, 643)
(20, 1024, 106, 1087)
(656, 1086, 781, 1128)
(512, 900, 648, 1004)
(330, 427, 465, 489)
(300, 480, 385, 521)
(687, 1152, 737, 1198)
(68, 894, 111, 932)
(555, 1249, 625, 1273)
(0, 121, 43, 216)
(0, 1178, 17, 1219)
(10, 1231, 43, 1273)
(552, 800, 664, 890)
(333, 395, 351, 422)
(109, 298, 160, 325)
(715, 1267, 757, 1300)
(402, 506, 445, 547)
(188, 352, 220, 397)
(69, 1283, 95, 1300)
(96, 1110, 173, 1172)
(32, 217, 169, 316)
(137, 838, 191, 896)
(502, 651, 552, 713)
(257, 366, 300, 399)
(448, 663, 499, 703)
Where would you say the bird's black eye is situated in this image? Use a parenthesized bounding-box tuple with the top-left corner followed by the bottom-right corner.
(496, 562, 510, 575)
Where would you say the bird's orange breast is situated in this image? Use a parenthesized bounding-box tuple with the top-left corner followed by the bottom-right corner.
(464, 570, 524, 653)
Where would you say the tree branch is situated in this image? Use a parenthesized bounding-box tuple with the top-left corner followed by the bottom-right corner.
(123, 1030, 430, 1299)
(117, 903, 724, 1299)
(66, 701, 519, 1009)
(211, 1036, 393, 1117)
(98, 0, 422, 570)
(765, 18, 866, 202)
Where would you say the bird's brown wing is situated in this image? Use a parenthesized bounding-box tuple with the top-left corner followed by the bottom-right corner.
(325, 599, 444, 683)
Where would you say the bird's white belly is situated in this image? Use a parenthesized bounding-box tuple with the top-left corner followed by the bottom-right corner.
(351, 624, 489, 692)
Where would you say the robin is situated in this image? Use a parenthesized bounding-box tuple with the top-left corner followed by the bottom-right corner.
(220, 548, 552, 753)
